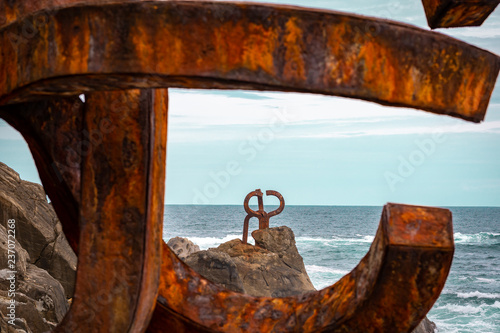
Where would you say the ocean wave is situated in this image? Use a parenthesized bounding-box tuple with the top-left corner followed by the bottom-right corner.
(434, 303, 488, 315)
(456, 291, 500, 299)
(429, 318, 498, 333)
(305, 265, 349, 275)
(169, 233, 377, 250)
(476, 277, 497, 283)
(454, 232, 500, 245)
(296, 235, 374, 244)
(181, 234, 249, 249)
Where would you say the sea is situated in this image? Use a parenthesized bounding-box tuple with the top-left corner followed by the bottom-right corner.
(163, 205, 500, 333)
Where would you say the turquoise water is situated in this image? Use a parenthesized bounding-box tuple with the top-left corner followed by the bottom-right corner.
(163, 205, 500, 332)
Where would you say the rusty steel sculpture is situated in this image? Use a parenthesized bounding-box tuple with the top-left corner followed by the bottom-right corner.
(0, 0, 499, 332)
(421, 0, 500, 28)
(242, 189, 285, 244)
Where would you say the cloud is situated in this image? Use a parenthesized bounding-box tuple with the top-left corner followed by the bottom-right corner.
(450, 28, 500, 39)
(168, 89, 500, 142)
(296, 120, 500, 139)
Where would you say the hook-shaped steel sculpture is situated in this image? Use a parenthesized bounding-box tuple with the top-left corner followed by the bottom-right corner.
(0, 1, 498, 332)
(242, 189, 285, 243)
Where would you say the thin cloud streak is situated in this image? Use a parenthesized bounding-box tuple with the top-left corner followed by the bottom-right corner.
(296, 121, 500, 139)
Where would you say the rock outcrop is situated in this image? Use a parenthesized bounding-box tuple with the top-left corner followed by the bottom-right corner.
(0, 224, 30, 278)
(167, 237, 200, 261)
(0, 162, 77, 298)
(0, 162, 76, 332)
(0, 264, 68, 332)
(185, 226, 316, 297)
(182, 226, 435, 333)
(413, 317, 437, 333)
(184, 249, 244, 293)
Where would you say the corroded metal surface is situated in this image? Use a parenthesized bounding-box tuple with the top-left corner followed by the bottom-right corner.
(0, 1, 490, 332)
(52, 89, 167, 332)
(0, 97, 83, 252)
(422, 0, 500, 29)
(242, 189, 285, 243)
(151, 203, 454, 332)
(0, 2, 499, 122)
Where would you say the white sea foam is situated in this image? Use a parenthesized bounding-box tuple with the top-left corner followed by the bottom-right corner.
(305, 265, 349, 275)
(456, 291, 500, 299)
(430, 319, 497, 333)
(434, 303, 486, 315)
(296, 236, 333, 242)
(476, 277, 496, 283)
(454, 232, 500, 244)
(296, 235, 374, 243)
(176, 233, 376, 251)
(183, 234, 250, 250)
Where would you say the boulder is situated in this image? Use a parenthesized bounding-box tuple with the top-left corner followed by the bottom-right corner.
(185, 226, 316, 297)
(0, 264, 68, 332)
(0, 288, 52, 332)
(0, 162, 77, 298)
(184, 226, 436, 332)
(412, 316, 437, 333)
(36, 231, 77, 299)
(0, 224, 30, 278)
(184, 249, 244, 293)
(167, 237, 200, 260)
(252, 226, 310, 277)
(1, 309, 33, 333)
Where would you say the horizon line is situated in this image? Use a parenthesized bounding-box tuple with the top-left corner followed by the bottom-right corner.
(163, 203, 500, 208)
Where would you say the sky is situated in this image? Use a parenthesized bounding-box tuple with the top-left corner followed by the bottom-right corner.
(1, 1, 500, 206)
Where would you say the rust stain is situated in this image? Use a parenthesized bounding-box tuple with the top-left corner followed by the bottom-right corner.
(0, 2, 498, 122)
(152, 203, 453, 332)
(0, 1, 491, 332)
(242, 189, 285, 244)
(422, 0, 499, 28)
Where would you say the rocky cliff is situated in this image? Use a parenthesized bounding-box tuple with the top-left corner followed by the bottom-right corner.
(184, 226, 316, 297)
(0, 162, 76, 332)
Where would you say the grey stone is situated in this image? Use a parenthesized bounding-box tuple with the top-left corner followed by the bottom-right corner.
(185, 249, 244, 293)
(36, 233, 77, 298)
(0, 163, 56, 262)
(0, 264, 68, 333)
(412, 316, 437, 333)
(0, 289, 52, 333)
(167, 237, 200, 260)
(0, 162, 77, 298)
(1, 309, 33, 333)
(0, 224, 30, 278)
(185, 226, 316, 297)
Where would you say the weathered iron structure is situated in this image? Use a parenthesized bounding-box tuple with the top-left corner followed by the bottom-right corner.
(242, 189, 285, 244)
(421, 0, 499, 28)
(0, 1, 498, 332)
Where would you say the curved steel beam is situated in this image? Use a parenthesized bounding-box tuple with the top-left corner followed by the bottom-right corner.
(152, 203, 454, 332)
(0, 97, 84, 252)
(2, 89, 169, 332)
(1, 89, 167, 332)
(0, 1, 471, 332)
(422, 0, 500, 29)
(0, 1, 498, 122)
